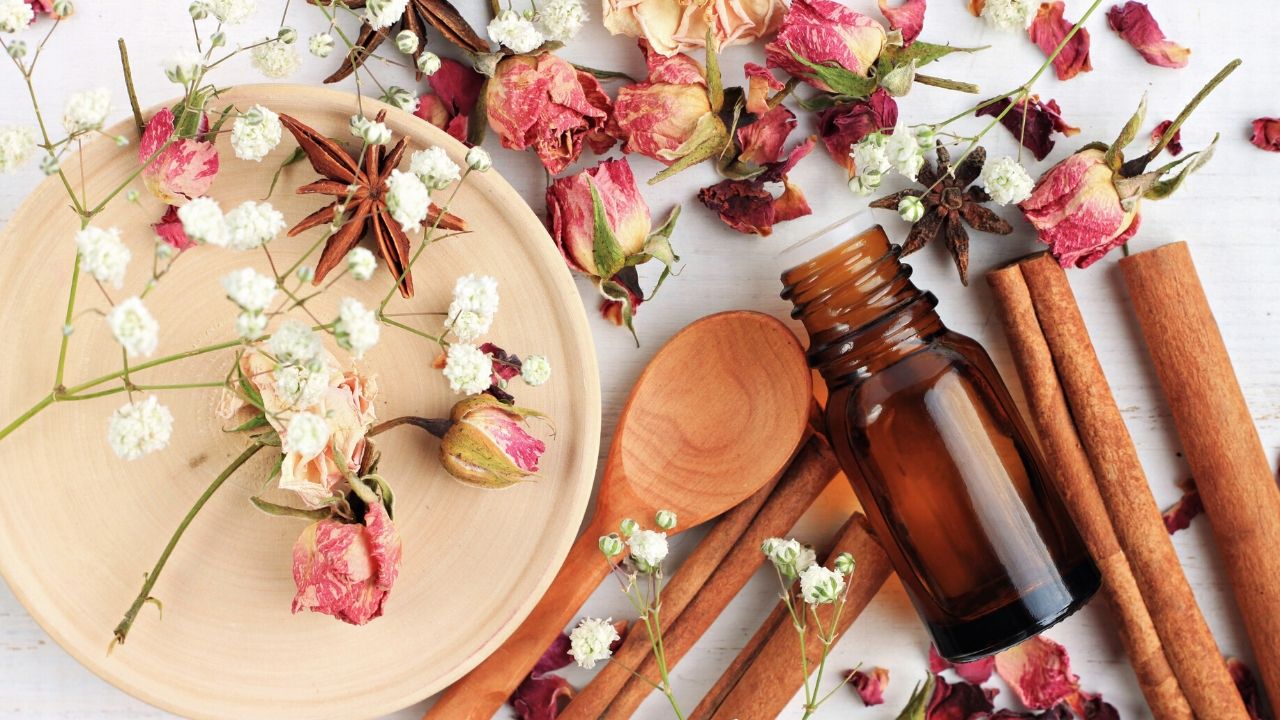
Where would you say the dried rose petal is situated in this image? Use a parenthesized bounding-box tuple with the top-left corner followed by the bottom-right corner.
(416, 57, 485, 144)
(818, 88, 898, 176)
(1029, 1, 1093, 81)
(848, 666, 890, 706)
(966, 0, 984, 16)
(929, 644, 995, 684)
(992, 707, 1073, 719)
(994, 636, 1081, 710)
(1227, 657, 1265, 719)
(699, 136, 815, 236)
(153, 205, 196, 251)
(927, 675, 998, 720)
(744, 62, 784, 116)
(1250, 117, 1280, 152)
(975, 94, 1079, 162)
(601, 265, 644, 327)
(1150, 119, 1183, 156)
(736, 105, 797, 167)
(1106, 2, 1190, 69)
(1078, 693, 1120, 720)
(510, 673, 574, 720)
(879, 0, 927, 45)
(1162, 479, 1203, 534)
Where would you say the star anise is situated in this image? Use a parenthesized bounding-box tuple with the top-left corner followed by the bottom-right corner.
(316, 0, 489, 84)
(280, 110, 466, 298)
(870, 144, 1012, 286)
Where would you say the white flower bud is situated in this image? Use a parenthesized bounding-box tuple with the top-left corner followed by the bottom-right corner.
(417, 51, 441, 76)
(61, 323, 73, 336)
(598, 533, 624, 558)
(7, 40, 26, 59)
(654, 509, 677, 530)
(209, 31, 226, 49)
(189, 1, 209, 19)
(39, 154, 59, 176)
(799, 565, 845, 605)
(277, 26, 297, 44)
(52, 0, 73, 16)
(619, 518, 638, 538)
(296, 265, 315, 283)
(898, 195, 925, 223)
(380, 86, 418, 114)
(465, 146, 492, 172)
(834, 552, 856, 575)
(395, 29, 419, 54)
(126, 189, 139, 203)
(308, 32, 334, 58)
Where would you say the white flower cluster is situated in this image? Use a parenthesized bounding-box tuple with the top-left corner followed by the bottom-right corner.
(206, 0, 256, 24)
(269, 319, 323, 367)
(568, 617, 619, 670)
(346, 247, 377, 281)
(442, 343, 491, 396)
(447, 273, 499, 342)
(363, 0, 409, 30)
(349, 115, 392, 146)
(62, 88, 110, 135)
(764, 537, 856, 606)
(250, 39, 299, 79)
(487, 10, 544, 54)
(409, 146, 461, 191)
(107, 395, 174, 460)
(221, 267, 277, 314)
(798, 565, 845, 605)
(849, 122, 936, 197)
(178, 198, 286, 250)
(107, 297, 160, 357)
(628, 528, 669, 571)
(334, 297, 380, 359)
(981, 0, 1038, 31)
(274, 363, 329, 410)
(0, 125, 36, 173)
(520, 354, 551, 387)
(230, 104, 282, 162)
(385, 168, 431, 232)
(283, 411, 330, 457)
(75, 225, 131, 288)
(380, 86, 419, 114)
(308, 32, 334, 58)
(761, 537, 817, 577)
(442, 275, 550, 393)
(978, 155, 1035, 206)
(537, 0, 588, 42)
(0, 0, 33, 34)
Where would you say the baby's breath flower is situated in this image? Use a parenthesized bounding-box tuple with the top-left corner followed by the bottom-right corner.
(346, 247, 377, 280)
(380, 86, 419, 114)
(251, 39, 299, 79)
(449, 309, 490, 342)
(409, 146, 461, 190)
(107, 297, 159, 357)
(163, 50, 203, 85)
(568, 617, 619, 670)
(75, 225, 131, 288)
(898, 195, 925, 223)
(654, 509, 677, 530)
(284, 411, 330, 457)
(442, 343, 492, 395)
(51, 0, 72, 16)
(274, 363, 329, 409)
(799, 565, 845, 605)
(465, 146, 492, 172)
(107, 395, 174, 460)
(487, 10, 544, 54)
(915, 124, 937, 151)
(220, 267, 277, 312)
(0, 126, 35, 173)
(269, 319, 322, 366)
(277, 26, 297, 44)
(0, 0, 34, 33)
(395, 29, 419, 54)
(308, 32, 334, 58)
(885, 121, 925, 181)
(619, 518, 638, 537)
(39, 153, 59, 175)
(598, 533, 624, 558)
(296, 265, 315, 283)
(6, 38, 24, 57)
(177, 196, 227, 246)
(224, 200, 286, 250)
(334, 297, 380, 359)
(451, 273, 500, 318)
(979, 155, 1035, 206)
(385, 169, 431, 232)
(849, 133, 890, 195)
(358, 119, 392, 146)
(188, 0, 208, 19)
(834, 552, 856, 575)
(627, 529, 668, 571)
(521, 354, 550, 386)
(363, 0, 409, 29)
(209, 30, 226, 49)
(230, 104, 283, 162)
(208, 0, 256, 23)
(236, 311, 267, 340)
(981, 0, 1038, 31)
(416, 51, 441, 75)
(62, 88, 110, 135)
(537, 0, 587, 43)
(795, 545, 817, 574)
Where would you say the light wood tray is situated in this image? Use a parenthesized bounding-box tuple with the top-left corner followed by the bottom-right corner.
(0, 85, 600, 719)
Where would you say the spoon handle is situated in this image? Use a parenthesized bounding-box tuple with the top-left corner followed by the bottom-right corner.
(424, 512, 617, 719)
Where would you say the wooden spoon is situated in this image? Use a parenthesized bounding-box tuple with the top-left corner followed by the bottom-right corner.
(424, 311, 812, 719)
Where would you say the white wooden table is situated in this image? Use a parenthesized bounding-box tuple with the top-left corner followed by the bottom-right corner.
(1, 2, 1275, 717)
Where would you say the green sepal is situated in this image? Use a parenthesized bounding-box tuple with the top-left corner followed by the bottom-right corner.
(797, 93, 846, 112)
(588, 178, 627, 280)
(263, 145, 307, 200)
(572, 63, 637, 83)
(227, 413, 270, 433)
(236, 363, 264, 411)
(790, 48, 877, 98)
(251, 429, 281, 447)
(173, 87, 210, 139)
(894, 675, 936, 720)
(467, 79, 490, 146)
(1106, 93, 1147, 171)
(878, 60, 917, 97)
(250, 496, 333, 521)
(362, 474, 396, 520)
(880, 41, 987, 71)
(1145, 134, 1219, 201)
(598, 277, 639, 346)
(648, 113, 729, 185)
(705, 28, 724, 113)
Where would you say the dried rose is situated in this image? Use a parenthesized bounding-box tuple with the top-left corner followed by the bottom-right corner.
(818, 88, 898, 176)
(438, 394, 547, 488)
(138, 107, 219, 206)
(602, 0, 787, 57)
(975, 94, 1079, 162)
(848, 666, 890, 706)
(1028, 1, 1092, 81)
(1106, 2, 1190, 69)
(698, 136, 814, 236)
(415, 57, 484, 144)
(152, 205, 196, 251)
(744, 62, 784, 115)
(765, 0, 888, 91)
(1227, 657, 1265, 720)
(291, 500, 401, 625)
(1150, 119, 1183, 156)
(878, 0, 927, 45)
(486, 53, 614, 174)
(927, 675, 997, 719)
(928, 643, 995, 684)
(508, 620, 628, 719)
(1162, 478, 1203, 534)
(1250, 117, 1280, 152)
(995, 636, 1080, 710)
(546, 158, 679, 332)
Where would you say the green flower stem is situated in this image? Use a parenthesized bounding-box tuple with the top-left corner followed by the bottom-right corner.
(62, 338, 244, 397)
(377, 316, 443, 344)
(1134, 59, 1241, 167)
(54, 251, 83, 389)
(117, 38, 144, 135)
(0, 393, 55, 442)
(59, 381, 228, 402)
(111, 442, 265, 647)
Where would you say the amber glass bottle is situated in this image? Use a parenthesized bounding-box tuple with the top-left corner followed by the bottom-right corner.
(780, 216, 1100, 661)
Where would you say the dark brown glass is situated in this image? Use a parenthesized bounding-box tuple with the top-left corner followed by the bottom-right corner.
(781, 221, 1099, 661)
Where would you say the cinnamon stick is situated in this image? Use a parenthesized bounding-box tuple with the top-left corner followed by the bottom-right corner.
(987, 265, 1192, 719)
(562, 434, 841, 720)
(1120, 241, 1280, 710)
(1016, 252, 1247, 719)
(693, 513, 893, 720)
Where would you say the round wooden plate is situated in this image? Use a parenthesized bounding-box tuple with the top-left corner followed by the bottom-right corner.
(0, 86, 600, 719)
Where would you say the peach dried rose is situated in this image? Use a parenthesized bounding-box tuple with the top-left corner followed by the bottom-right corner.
(613, 42, 715, 165)
(603, 0, 787, 57)
(1029, 1, 1092, 81)
(1106, 2, 1189, 69)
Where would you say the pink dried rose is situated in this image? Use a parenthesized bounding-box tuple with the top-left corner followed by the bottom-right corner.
(613, 41, 719, 166)
(486, 53, 615, 174)
(765, 0, 888, 91)
(975, 94, 1079, 162)
(437, 395, 547, 489)
(1162, 478, 1203, 534)
(994, 636, 1080, 710)
(848, 666, 890, 706)
(138, 107, 219, 206)
(291, 501, 401, 626)
(878, 0, 927, 45)
(602, 0, 787, 57)
(415, 57, 485, 144)
(1029, 1, 1093, 81)
(928, 643, 995, 684)
(817, 88, 898, 177)
(1106, 2, 1190, 69)
(1151, 119, 1183, 156)
(1250, 117, 1280, 152)
(1020, 147, 1141, 269)
(153, 205, 196, 251)
(25, 0, 70, 18)
(698, 136, 814, 236)
(744, 62, 783, 115)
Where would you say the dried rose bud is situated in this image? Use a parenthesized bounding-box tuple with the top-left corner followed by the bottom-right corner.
(546, 158, 652, 280)
(764, 0, 888, 90)
(291, 501, 401, 625)
(1250, 117, 1280, 152)
(613, 42, 719, 167)
(438, 395, 547, 489)
(138, 108, 219, 206)
(1021, 148, 1142, 268)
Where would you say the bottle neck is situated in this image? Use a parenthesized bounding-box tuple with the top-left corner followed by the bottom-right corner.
(780, 220, 944, 386)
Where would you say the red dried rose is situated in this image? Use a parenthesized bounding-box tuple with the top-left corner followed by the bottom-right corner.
(1162, 478, 1203, 534)
(818, 88, 898, 176)
(976, 94, 1079, 162)
(1029, 1, 1093, 81)
(152, 205, 196, 251)
(764, 0, 888, 91)
(1020, 147, 1141, 269)
(848, 666, 890, 706)
(994, 636, 1080, 710)
(291, 501, 401, 626)
(138, 107, 219, 206)
(736, 105, 797, 168)
(1106, 2, 1190, 69)
(698, 136, 814, 236)
(1250, 117, 1280, 152)
(414, 57, 484, 144)
(879, 0, 927, 45)
(929, 644, 995, 684)
(1151, 119, 1183, 156)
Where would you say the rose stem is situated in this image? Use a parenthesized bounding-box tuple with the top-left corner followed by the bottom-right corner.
(111, 442, 265, 647)
(368, 416, 451, 438)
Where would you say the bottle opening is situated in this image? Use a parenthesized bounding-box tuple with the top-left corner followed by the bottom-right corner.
(777, 211, 878, 274)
